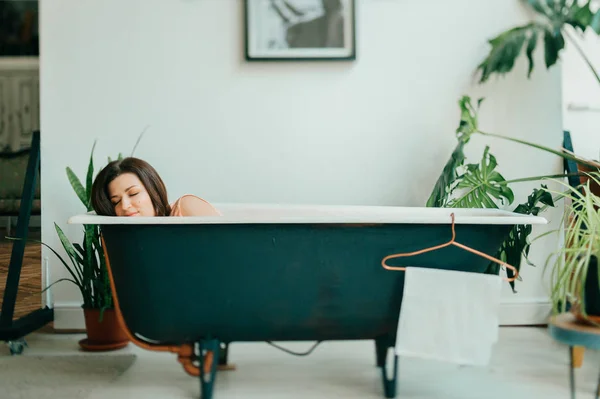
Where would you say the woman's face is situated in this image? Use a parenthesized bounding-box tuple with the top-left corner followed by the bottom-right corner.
(107, 173, 156, 217)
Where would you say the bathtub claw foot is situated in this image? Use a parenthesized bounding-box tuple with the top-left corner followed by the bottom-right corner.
(198, 339, 220, 399)
(380, 354, 398, 398)
(217, 342, 236, 371)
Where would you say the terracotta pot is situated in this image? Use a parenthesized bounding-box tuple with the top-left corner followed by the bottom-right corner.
(578, 164, 600, 199)
(79, 308, 129, 351)
(570, 256, 600, 325)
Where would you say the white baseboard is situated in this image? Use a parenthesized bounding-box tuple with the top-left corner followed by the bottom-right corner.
(51, 300, 553, 332)
(499, 300, 552, 326)
(53, 302, 85, 331)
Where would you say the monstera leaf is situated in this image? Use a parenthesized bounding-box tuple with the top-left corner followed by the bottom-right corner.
(447, 146, 514, 209)
(426, 142, 466, 208)
(477, 0, 600, 83)
(486, 186, 555, 291)
(455, 96, 483, 142)
(427, 96, 484, 207)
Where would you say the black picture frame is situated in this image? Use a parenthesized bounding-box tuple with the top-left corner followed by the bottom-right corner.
(244, 0, 356, 62)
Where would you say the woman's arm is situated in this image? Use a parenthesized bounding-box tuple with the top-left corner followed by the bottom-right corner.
(171, 195, 221, 217)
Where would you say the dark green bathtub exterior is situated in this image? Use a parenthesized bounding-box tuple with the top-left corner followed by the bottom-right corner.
(99, 221, 512, 398)
(102, 222, 510, 344)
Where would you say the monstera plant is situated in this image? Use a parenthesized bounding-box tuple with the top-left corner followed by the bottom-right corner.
(427, 0, 600, 290)
(427, 96, 599, 290)
(477, 0, 600, 85)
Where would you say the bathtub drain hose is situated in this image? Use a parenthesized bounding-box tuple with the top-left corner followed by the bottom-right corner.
(266, 340, 322, 357)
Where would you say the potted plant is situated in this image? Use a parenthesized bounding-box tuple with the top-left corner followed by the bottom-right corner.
(471, 0, 600, 318)
(36, 129, 145, 349)
(427, 0, 600, 292)
(543, 173, 600, 322)
(426, 95, 599, 291)
(42, 142, 129, 350)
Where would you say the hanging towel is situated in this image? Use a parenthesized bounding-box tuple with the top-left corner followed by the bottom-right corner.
(394, 267, 502, 366)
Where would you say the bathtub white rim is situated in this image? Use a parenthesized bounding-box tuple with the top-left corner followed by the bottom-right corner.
(67, 204, 548, 225)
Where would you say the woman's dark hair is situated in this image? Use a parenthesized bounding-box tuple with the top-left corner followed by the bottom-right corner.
(91, 157, 171, 216)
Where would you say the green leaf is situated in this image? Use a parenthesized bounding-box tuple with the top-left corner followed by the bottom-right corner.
(131, 127, 147, 156)
(426, 141, 466, 208)
(527, 0, 551, 17)
(479, 0, 584, 82)
(488, 185, 556, 291)
(54, 223, 88, 302)
(526, 30, 538, 78)
(568, 1, 594, 31)
(54, 223, 80, 269)
(547, 0, 567, 15)
(39, 278, 79, 294)
(66, 167, 88, 209)
(455, 96, 482, 142)
(543, 27, 565, 68)
(12, 234, 85, 293)
(447, 146, 514, 209)
(427, 96, 483, 208)
(513, 185, 555, 215)
(73, 243, 85, 258)
(91, 227, 113, 309)
(85, 141, 96, 211)
(84, 225, 95, 308)
(591, 9, 600, 34)
(477, 24, 535, 83)
(92, 226, 113, 308)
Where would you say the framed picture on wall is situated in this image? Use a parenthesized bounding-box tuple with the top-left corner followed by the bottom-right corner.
(244, 0, 356, 61)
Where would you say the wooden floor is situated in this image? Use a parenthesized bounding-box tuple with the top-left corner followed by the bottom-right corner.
(0, 229, 42, 319)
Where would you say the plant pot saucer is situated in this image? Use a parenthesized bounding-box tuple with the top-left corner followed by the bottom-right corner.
(78, 338, 129, 352)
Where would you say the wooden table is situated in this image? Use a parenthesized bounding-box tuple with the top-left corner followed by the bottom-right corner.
(549, 313, 600, 399)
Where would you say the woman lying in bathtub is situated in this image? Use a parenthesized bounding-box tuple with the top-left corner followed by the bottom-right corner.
(89, 156, 232, 371)
(90, 157, 221, 217)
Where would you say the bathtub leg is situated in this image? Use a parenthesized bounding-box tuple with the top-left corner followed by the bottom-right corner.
(198, 339, 220, 399)
(218, 343, 230, 368)
(375, 338, 398, 397)
(381, 354, 398, 398)
(375, 338, 388, 368)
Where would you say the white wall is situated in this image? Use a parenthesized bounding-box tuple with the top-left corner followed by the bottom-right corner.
(562, 26, 600, 161)
(40, 0, 564, 328)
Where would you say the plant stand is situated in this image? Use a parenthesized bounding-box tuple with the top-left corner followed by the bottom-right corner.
(549, 313, 600, 399)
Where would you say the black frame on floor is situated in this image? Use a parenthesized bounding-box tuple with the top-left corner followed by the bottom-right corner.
(0, 130, 53, 349)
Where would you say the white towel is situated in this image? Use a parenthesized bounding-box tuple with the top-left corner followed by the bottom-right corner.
(394, 266, 502, 366)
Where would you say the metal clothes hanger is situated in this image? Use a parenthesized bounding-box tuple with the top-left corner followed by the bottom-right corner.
(381, 212, 518, 282)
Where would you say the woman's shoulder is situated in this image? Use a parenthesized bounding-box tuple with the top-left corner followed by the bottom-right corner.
(170, 194, 222, 217)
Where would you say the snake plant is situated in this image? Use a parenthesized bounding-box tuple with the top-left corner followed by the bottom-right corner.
(31, 131, 146, 317)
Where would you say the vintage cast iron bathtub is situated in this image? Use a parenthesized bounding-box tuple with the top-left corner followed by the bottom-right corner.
(69, 204, 547, 398)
